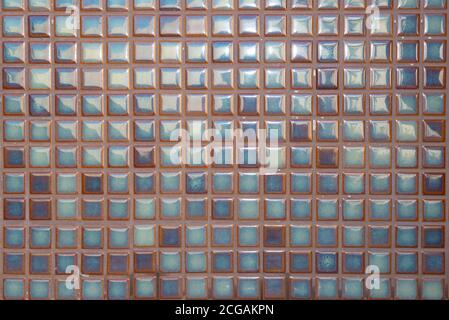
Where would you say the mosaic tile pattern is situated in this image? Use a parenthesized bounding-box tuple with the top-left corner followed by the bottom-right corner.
(0, 0, 448, 300)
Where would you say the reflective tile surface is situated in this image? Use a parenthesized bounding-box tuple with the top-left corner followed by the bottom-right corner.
(0, 0, 448, 300)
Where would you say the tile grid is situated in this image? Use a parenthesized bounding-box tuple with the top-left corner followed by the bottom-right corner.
(0, 0, 448, 300)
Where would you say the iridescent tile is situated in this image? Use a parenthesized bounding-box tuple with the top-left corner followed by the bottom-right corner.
(397, 14, 418, 36)
(57, 173, 77, 194)
(396, 147, 417, 168)
(344, 41, 364, 62)
(342, 279, 364, 300)
(397, 41, 418, 63)
(3, 42, 25, 63)
(370, 173, 391, 195)
(318, 15, 338, 35)
(424, 41, 446, 62)
(3, 16, 24, 37)
(343, 253, 364, 273)
(159, 15, 181, 36)
(398, 0, 418, 8)
(424, 14, 446, 35)
(55, 16, 77, 37)
(212, 15, 233, 36)
(344, 15, 364, 35)
(396, 173, 418, 194)
(316, 252, 338, 273)
(369, 14, 392, 35)
(108, 16, 128, 36)
(265, 16, 286, 36)
(291, 15, 312, 35)
(56, 199, 77, 220)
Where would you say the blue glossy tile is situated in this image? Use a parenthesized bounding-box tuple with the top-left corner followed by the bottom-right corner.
(160, 198, 181, 219)
(186, 278, 207, 299)
(290, 252, 310, 273)
(160, 226, 181, 247)
(317, 278, 338, 299)
(134, 198, 155, 220)
(423, 252, 444, 274)
(238, 251, 259, 272)
(290, 226, 311, 246)
(186, 226, 206, 247)
(239, 173, 259, 193)
(317, 173, 338, 194)
(30, 280, 50, 299)
(265, 199, 286, 219)
(83, 228, 102, 249)
(368, 252, 390, 274)
(397, 252, 418, 274)
(317, 199, 338, 220)
(369, 226, 390, 247)
(31, 227, 51, 248)
(30, 254, 50, 274)
(343, 227, 364, 247)
(238, 277, 259, 299)
(422, 279, 444, 300)
(212, 252, 233, 272)
(317, 226, 337, 247)
(57, 228, 77, 248)
(160, 252, 181, 273)
(213, 225, 233, 246)
(423, 227, 444, 248)
(212, 199, 233, 219)
(3, 279, 24, 299)
(56, 254, 76, 274)
(291, 199, 311, 220)
(316, 252, 338, 273)
(369, 200, 391, 221)
(396, 200, 417, 221)
(57, 280, 76, 300)
(423, 200, 445, 221)
(238, 199, 259, 220)
(109, 228, 129, 249)
(343, 252, 365, 273)
(135, 278, 156, 299)
(82, 280, 104, 300)
(186, 252, 207, 273)
(342, 200, 364, 221)
(4, 253, 24, 273)
(369, 279, 391, 299)
(291, 278, 311, 299)
(342, 278, 364, 299)
(186, 198, 207, 219)
(213, 277, 233, 299)
(133, 225, 154, 247)
(186, 172, 207, 194)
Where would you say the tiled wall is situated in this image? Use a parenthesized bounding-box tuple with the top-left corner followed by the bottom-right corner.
(0, 0, 448, 299)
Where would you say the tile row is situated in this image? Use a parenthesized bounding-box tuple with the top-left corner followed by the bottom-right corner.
(2, 66, 447, 90)
(1, 14, 447, 38)
(2, 276, 448, 300)
(1, 146, 446, 168)
(2, 225, 446, 249)
(2, 197, 445, 221)
(2, 119, 446, 143)
(0, 146, 446, 169)
(0, 172, 446, 195)
(0, 170, 446, 198)
(3, 40, 448, 64)
(3, 0, 449, 11)
(1, 93, 446, 116)
(2, 251, 447, 275)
